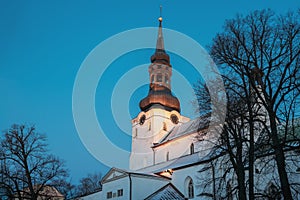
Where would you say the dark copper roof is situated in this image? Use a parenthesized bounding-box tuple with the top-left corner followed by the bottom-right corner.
(139, 83, 180, 112)
(150, 49, 170, 66)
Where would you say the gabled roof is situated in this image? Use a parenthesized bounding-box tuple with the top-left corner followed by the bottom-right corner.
(101, 168, 128, 184)
(144, 183, 185, 200)
(153, 114, 210, 147)
(101, 168, 170, 184)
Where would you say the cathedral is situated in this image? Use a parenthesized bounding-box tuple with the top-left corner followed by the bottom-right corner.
(79, 16, 300, 200)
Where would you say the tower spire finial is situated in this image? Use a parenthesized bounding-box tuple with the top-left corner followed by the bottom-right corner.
(155, 5, 164, 52)
(158, 5, 163, 24)
(150, 5, 170, 65)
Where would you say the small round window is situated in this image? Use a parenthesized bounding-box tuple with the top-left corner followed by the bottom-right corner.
(139, 115, 146, 125)
(170, 114, 179, 124)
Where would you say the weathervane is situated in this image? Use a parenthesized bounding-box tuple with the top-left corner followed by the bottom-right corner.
(159, 5, 163, 22)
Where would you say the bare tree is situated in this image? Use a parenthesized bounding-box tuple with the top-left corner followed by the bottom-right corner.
(74, 172, 102, 197)
(195, 77, 262, 200)
(208, 9, 300, 199)
(0, 124, 70, 200)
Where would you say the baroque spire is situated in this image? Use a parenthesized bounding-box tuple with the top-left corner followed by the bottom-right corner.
(139, 14, 180, 113)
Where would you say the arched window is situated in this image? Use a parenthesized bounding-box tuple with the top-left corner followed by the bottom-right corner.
(164, 75, 169, 84)
(163, 122, 167, 131)
(188, 179, 194, 198)
(184, 177, 194, 199)
(166, 152, 169, 161)
(190, 143, 194, 154)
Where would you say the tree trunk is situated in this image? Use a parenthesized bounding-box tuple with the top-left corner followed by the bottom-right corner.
(237, 168, 247, 200)
(269, 112, 292, 199)
(248, 104, 255, 199)
(237, 136, 247, 200)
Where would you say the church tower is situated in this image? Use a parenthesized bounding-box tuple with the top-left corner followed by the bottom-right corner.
(130, 16, 189, 170)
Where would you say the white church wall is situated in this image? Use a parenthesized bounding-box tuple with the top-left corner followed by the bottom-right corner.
(101, 176, 129, 200)
(130, 108, 189, 170)
(153, 135, 194, 165)
(153, 129, 217, 166)
(130, 110, 154, 170)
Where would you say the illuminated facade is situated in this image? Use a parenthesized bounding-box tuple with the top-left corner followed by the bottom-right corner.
(81, 16, 300, 200)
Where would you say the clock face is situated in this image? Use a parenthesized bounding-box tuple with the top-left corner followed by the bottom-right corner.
(139, 115, 146, 125)
(170, 114, 179, 124)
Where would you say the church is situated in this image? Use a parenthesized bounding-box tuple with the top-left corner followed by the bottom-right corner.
(79, 16, 300, 200)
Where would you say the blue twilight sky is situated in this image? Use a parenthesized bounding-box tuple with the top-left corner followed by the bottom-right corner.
(0, 0, 299, 184)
